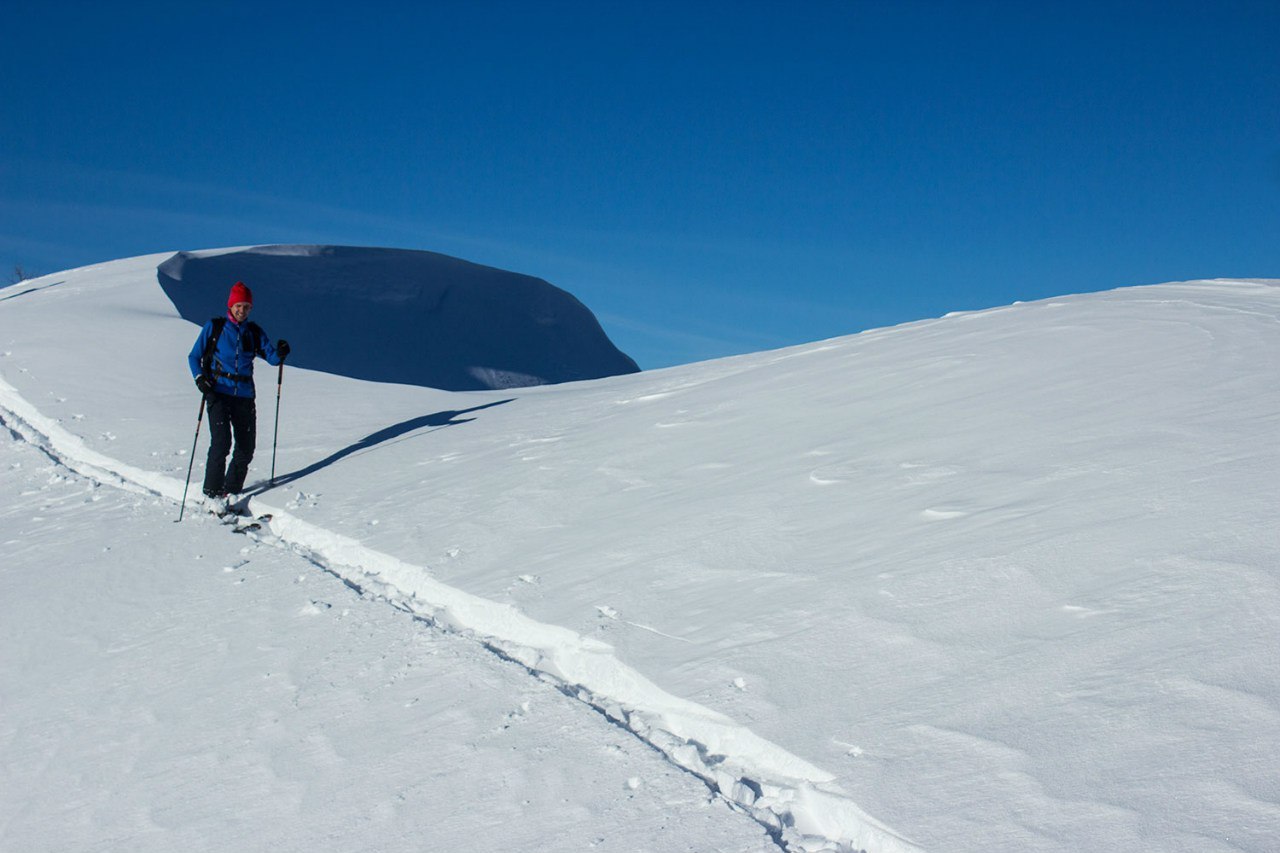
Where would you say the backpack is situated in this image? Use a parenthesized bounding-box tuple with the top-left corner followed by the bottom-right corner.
(200, 317, 263, 376)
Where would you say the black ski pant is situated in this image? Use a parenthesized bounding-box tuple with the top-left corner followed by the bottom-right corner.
(203, 392, 256, 496)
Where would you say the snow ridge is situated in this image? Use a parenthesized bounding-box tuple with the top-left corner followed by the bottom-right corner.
(0, 373, 921, 853)
(156, 245, 641, 390)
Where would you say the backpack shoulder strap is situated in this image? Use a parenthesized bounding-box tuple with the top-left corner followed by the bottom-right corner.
(201, 317, 226, 375)
(245, 321, 264, 356)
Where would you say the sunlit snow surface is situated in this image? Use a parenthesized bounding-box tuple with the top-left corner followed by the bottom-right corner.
(1, 251, 1277, 853)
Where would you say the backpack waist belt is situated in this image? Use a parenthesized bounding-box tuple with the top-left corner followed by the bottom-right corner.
(214, 369, 253, 383)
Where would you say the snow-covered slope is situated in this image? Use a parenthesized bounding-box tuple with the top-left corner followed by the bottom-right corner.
(158, 244, 640, 389)
(2, 252, 1277, 853)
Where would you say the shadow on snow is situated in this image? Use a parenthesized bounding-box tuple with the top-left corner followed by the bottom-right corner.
(157, 246, 639, 391)
(246, 398, 514, 497)
(1, 280, 66, 302)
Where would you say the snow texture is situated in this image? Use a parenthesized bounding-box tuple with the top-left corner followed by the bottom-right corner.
(2, 250, 1278, 853)
(157, 244, 640, 390)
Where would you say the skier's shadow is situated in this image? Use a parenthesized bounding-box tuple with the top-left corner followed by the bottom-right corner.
(247, 398, 513, 496)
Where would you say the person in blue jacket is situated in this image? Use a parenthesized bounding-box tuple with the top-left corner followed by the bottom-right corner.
(188, 281, 290, 500)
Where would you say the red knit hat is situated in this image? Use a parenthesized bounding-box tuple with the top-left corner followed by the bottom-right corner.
(227, 281, 253, 309)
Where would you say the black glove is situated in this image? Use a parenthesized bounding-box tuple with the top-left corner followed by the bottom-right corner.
(195, 374, 215, 395)
(277, 339, 291, 360)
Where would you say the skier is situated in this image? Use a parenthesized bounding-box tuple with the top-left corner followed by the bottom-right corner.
(187, 281, 290, 505)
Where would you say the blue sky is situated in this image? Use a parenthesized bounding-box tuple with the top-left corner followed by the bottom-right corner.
(3, 1, 1277, 369)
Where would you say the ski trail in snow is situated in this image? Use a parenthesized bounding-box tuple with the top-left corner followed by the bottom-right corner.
(598, 604, 692, 643)
(624, 619, 692, 643)
(0, 375, 922, 853)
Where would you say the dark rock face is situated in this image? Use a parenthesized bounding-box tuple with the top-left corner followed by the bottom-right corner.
(158, 245, 639, 390)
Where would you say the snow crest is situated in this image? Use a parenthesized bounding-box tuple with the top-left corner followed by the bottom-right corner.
(156, 245, 641, 390)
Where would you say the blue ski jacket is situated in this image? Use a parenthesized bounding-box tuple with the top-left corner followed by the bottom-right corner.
(188, 317, 283, 398)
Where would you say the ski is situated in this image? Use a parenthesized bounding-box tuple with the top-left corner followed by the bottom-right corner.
(205, 497, 271, 533)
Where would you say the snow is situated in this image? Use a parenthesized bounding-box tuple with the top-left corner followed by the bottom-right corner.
(1, 250, 1278, 853)
(157, 245, 640, 389)
(0, 442, 767, 853)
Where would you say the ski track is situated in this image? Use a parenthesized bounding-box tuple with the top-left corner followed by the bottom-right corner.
(0, 374, 922, 853)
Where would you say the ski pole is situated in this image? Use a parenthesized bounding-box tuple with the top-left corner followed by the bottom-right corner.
(270, 359, 284, 485)
(177, 395, 207, 522)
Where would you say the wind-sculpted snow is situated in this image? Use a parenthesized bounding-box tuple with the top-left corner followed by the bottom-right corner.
(263, 508, 923, 853)
(3, 254, 1278, 853)
(157, 245, 639, 390)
